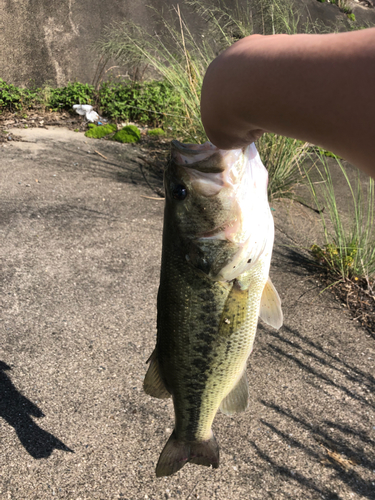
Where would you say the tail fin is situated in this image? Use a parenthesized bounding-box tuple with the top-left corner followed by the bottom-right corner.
(155, 431, 219, 477)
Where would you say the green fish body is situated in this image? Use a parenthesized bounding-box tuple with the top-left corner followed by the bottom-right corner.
(144, 141, 283, 477)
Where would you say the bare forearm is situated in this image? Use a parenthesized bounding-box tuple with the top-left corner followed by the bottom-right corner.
(201, 29, 375, 177)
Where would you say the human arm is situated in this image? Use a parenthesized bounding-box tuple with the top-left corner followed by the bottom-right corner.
(200, 29, 375, 178)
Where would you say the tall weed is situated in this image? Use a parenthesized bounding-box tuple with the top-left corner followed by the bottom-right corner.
(307, 156, 375, 283)
(257, 134, 309, 201)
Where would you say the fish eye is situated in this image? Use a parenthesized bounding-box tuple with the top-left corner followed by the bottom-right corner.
(172, 184, 188, 201)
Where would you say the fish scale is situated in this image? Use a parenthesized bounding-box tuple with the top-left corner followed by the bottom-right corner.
(197, 261, 268, 424)
(158, 238, 229, 441)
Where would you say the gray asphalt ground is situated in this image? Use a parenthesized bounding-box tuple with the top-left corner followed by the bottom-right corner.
(1, 128, 374, 500)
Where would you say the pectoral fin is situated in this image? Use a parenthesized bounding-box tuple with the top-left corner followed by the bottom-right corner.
(143, 349, 171, 399)
(259, 277, 283, 330)
(220, 370, 249, 415)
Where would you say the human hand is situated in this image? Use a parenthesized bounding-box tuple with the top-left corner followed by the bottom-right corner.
(200, 35, 272, 150)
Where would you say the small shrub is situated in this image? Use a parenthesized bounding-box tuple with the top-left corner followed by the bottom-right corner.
(113, 125, 140, 143)
(48, 82, 94, 110)
(311, 242, 358, 277)
(0, 78, 40, 111)
(97, 81, 182, 126)
(256, 133, 308, 201)
(85, 123, 117, 139)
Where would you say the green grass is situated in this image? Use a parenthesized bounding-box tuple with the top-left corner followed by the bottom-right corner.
(331, 0, 353, 14)
(307, 155, 375, 284)
(257, 134, 309, 201)
(94, 0, 308, 142)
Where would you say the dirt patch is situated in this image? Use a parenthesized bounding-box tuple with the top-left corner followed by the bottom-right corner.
(0, 109, 87, 131)
(322, 277, 375, 338)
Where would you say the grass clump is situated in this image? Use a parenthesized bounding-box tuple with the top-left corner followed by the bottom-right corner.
(148, 128, 165, 137)
(256, 134, 308, 201)
(307, 156, 375, 283)
(85, 123, 117, 139)
(113, 125, 141, 143)
(331, 0, 353, 14)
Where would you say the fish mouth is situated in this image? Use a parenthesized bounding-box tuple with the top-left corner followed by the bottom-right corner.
(197, 227, 226, 239)
(196, 218, 238, 240)
(196, 214, 242, 242)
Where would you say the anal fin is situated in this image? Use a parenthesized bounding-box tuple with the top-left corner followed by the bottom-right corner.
(143, 349, 171, 399)
(219, 370, 249, 415)
(259, 277, 283, 330)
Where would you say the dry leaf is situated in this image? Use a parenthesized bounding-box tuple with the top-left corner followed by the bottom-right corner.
(320, 444, 357, 470)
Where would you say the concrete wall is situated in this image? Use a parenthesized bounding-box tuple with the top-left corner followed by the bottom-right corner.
(0, 0, 174, 87)
(0, 0, 374, 88)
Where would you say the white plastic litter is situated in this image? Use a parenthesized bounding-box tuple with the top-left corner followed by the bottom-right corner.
(73, 104, 99, 123)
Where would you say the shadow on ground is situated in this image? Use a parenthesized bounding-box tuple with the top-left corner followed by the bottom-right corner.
(0, 361, 73, 459)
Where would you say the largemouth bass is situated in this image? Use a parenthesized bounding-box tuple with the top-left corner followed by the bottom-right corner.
(144, 140, 283, 477)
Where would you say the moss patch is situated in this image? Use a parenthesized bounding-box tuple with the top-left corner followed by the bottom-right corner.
(148, 128, 165, 137)
(85, 123, 117, 139)
(113, 125, 141, 143)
